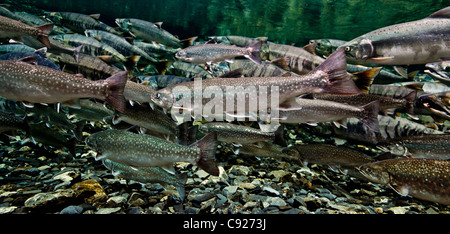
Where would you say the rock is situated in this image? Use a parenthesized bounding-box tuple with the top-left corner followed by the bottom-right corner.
(266, 197, 287, 207)
(53, 170, 80, 182)
(71, 179, 107, 207)
(24, 189, 75, 209)
(269, 170, 291, 182)
(262, 186, 280, 196)
(223, 185, 239, 196)
(60, 205, 83, 214)
(388, 206, 408, 214)
(229, 165, 251, 176)
(107, 196, 127, 206)
(0, 206, 17, 214)
(95, 207, 121, 214)
(238, 182, 257, 190)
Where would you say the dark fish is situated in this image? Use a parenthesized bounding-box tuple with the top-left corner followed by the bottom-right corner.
(309, 39, 347, 58)
(115, 18, 196, 48)
(0, 49, 60, 70)
(55, 53, 122, 80)
(175, 41, 262, 64)
(0, 109, 29, 134)
(166, 61, 213, 79)
(68, 99, 114, 122)
(113, 104, 178, 140)
(0, 43, 35, 54)
(283, 143, 375, 168)
(0, 60, 127, 113)
(13, 11, 48, 27)
(137, 75, 191, 90)
(332, 115, 444, 144)
(29, 123, 76, 156)
(48, 12, 119, 34)
(123, 80, 156, 105)
(0, 15, 53, 48)
(344, 7, 450, 65)
(102, 159, 187, 201)
(85, 29, 157, 63)
(377, 134, 450, 160)
(86, 130, 219, 176)
(228, 59, 292, 77)
(275, 98, 380, 132)
(312, 91, 416, 115)
(359, 158, 450, 205)
(198, 122, 284, 145)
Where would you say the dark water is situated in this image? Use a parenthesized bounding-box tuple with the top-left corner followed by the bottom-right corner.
(6, 0, 449, 46)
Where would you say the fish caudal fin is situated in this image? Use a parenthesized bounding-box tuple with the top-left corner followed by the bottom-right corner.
(351, 67, 381, 93)
(192, 132, 219, 176)
(35, 23, 54, 48)
(246, 40, 262, 64)
(313, 47, 362, 95)
(403, 90, 416, 115)
(176, 173, 188, 201)
(360, 100, 380, 133)
(103, 71, 128, 113)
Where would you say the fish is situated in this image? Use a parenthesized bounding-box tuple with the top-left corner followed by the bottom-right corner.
(343, 6, 450, 65)
(113, 104, 178, 140)
(102, 159, 187, 201)
(312, 91, 416, 115)
(20, 36, 82, 62)
(115, 18, 196, 48)
(228, 59, 292, 77)
(123, 80, 156, 105)
(175, 41, 262, 64)
(425, 62, 450, 86)
(86, 130, 219, 176)
(13, 11, 48, 27)
(67, 99, 114, 122)
(359, 158, 450, 205)
(0, 48, 61, 71)
(198, 122, 285, 145)
(0, 109, 29, 134)
(283, 143, 376, 168)
(309, 39, 348, 58)
(54, 53, 122, 81)
(29, 123, 77, 156)
(0, 15, 53, 48)
(0, 43, 36, 54)
(262, 42, 325, 75)
(233, 141, 294, 160)
(415, 91, 450, 122)
(48, 12, 119, 34)
(50, 34, 131, 63)
(137, 75, 191, 90)
(274, 98, 380, 132)
(85, 29, 157, 63)
(0, 59, 127, 113)
(377, 134, 450, 160)
(26, 103, 76, 130)
(166, 61, 213, 79)
(332, 115, 444, 145)
(134, 41, 181, 58)
(151, 48, 361, 115)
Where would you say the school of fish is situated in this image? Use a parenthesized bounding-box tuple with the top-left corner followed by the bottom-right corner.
(0, 5, 449, 206)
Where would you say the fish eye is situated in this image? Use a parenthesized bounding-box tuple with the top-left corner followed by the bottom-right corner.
(345, 46, 351, 52)
(155, 93, 161, 100)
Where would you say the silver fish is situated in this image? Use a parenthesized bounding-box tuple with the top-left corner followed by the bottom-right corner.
(0, 15, 53, 48)
(343, 7, 450, 65)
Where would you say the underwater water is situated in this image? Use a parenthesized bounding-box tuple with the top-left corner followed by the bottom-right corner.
(8, 0, 450, 45)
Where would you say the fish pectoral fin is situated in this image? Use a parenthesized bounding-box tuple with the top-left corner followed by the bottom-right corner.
(389, 184, 410, 197)
(371, 56, 394, 61)
(161, 164, 176, 175)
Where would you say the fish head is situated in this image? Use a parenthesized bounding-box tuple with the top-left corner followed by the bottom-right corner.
(47, 12, 62, 24)
(150, 89, 174, 110)
(174, 50, 192, 62)
(417, 92, 450, 117)
(85, 134, 99, 151)
(115, 18, 131, 31)
(358, 163, 391, 185)
(310, 39, 332, 56)
(344, 38, 374, 60)
(84, 30, 99, 40)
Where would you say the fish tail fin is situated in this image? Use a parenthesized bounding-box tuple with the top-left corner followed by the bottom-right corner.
(360, 100, 380, 133)
(153, 60, 172, 75)
(246, 40, 262, 64)
(351, 67, 381, 93)
(313, 47, 361, 95)
(403, 90, 416, 115)
(191, 132, 219, 176)
(274, 124, 287, 147)
(181, 36, 197, 48)
(177, 122, 198, 146)
(35, 23, 54, 48)
(103, 71, 128, 113)
(176, 173, 188, 201)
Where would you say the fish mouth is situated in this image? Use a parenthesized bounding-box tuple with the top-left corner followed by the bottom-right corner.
(417, 94, 450, 117)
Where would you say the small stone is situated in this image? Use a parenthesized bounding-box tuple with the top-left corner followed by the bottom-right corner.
(24, 189, 75, 208)
(229, 165, 250, 176)
(71, 179, 107, 206)
(0, 206, 17, 214)
(60, 205, 83, 214)
(243, 201, 259, 209)
(107, 196, 127, 206)
(262, 186, 280, 196)
(95, 207, 121, 214)
(53, 170, 80, 182)
(388, 206, 408, 214)
(223, 186, 239, 196)
(267, 197, 287, 207)
(195, 170, 210, 179)
(238, 182, 256, 190)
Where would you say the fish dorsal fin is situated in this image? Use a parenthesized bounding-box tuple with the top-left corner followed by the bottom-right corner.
(89, 14, 101, 20)
(18, 56, 38, 65)
(303, 43, 317, 55)
(155, 22, 163, 29)
(427, 6, 450, 18)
